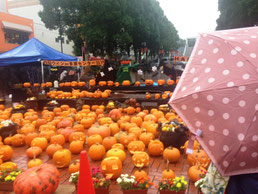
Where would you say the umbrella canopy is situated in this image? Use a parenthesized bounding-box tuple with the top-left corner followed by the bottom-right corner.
(169, 26, 258, 176)
(0, 38, 77, 66)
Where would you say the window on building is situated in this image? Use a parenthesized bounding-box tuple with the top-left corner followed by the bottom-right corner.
(4, 29, 30, 45)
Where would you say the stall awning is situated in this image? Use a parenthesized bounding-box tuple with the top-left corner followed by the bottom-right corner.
(2, 21, 33, 33)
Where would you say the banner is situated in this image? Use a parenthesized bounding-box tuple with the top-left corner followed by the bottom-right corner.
(173, 56, 189, 62)
(43, 60, 105, 66)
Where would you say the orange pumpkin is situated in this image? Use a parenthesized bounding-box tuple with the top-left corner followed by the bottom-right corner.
(139, 132, 154, 146)
(134, 169, 148, 180)
(50, 134, 65, 146)
(88, 125, 111, 139)
(27, 158, 43, 168)
(119, 132, 137, 147)
(114, 82, 120, 87)
(188, 165, 207, 183)
(46, 143, 63, 158)
(88, 144, 106, 161)
(107, 81, 114, 87)
(167, 80, 175, 86)
(101, 157, 122, 179)
(102, 136, 117, 151)
(87, 134, 103, 147)
(132, 151, 149, 167)
(162, 168, 175, 180)
(69, 140, 84, 154)
(0, 162, 17, 170)
(78, 82, 86, 87)
(157, 79, 165, 86)
(53, 149, 71, 168)
(109, 109, 122, 122)
(148, 140, 164, 156)
(31, 137, 48, 150)
(0, 145, 13, 161)
(26, 146, 42, 158)
(109, 123, 120, 136)
(155, 93, 161, 99)
(145, 93, 151, 99)
(69, 132, 86, 143)
(106, 148, 126, 162)
(163, 147, 181, 163)
(72, 124, 84, 132)
(145, 79, 153, 86)
(134, 81, 140, 86)
(111, 143, 125, 150)
(23, 82, 31, 88)
(11, 134, 25, 147)
(127, 141, 145, 154)
(122, 80, 131, 86)
(69, 160, 80, 174)
(98, 81, 107, 86)
(89, 79, 96, 87)
(126, 106, 135, 115)
(25, 133, 39, 147)
(187, 148, 211, 168)
(130, 116, 142, 127)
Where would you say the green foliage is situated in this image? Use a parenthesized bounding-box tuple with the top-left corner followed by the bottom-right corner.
(39, 0, 179, 58)
(216, 0, 258, 30)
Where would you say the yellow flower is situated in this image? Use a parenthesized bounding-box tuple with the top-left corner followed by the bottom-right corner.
(181, 176, 184, 180)
(183, 181, 187, 185)
(10, 172, 15, 175)
(176, 183, 182, 188)
(11, 177, 15, 181)
(175, 177, 180, 181)
(146, 185, 149, 188)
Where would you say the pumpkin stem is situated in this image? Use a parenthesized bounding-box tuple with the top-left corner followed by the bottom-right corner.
(166, 159, 169, 171)
(196, 160, 201, 170)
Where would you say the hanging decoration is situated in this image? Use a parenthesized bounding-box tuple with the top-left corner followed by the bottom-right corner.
(152, 66, 157, 72)
(100, 72, 105, 77)
(137, 69, 143, 76)
(108, 67, 113, 71)
(43, 60, 105, 66)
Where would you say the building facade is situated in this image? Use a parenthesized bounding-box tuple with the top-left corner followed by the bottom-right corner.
(0, 0, 34, 53)
(8, 0, 74, 56)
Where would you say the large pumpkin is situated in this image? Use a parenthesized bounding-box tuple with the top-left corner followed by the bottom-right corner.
(132, 151, 149, 167)
(188, 165, 207, 183)
(101, 156, 122, 179)
(53, 149, 71, 168)
(148, 140, 164, 156)
(187, 148, 211, 168)
(88, 125, 111, 139)
(13, 164, 60, 194)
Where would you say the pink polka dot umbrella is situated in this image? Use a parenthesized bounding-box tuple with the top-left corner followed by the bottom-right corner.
(169, 26, 258, 176)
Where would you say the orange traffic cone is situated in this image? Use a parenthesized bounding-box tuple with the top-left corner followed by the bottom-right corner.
(77, 150, 95, 194)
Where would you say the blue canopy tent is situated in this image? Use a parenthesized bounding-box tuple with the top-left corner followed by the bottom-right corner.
(0, 38, 77, 82)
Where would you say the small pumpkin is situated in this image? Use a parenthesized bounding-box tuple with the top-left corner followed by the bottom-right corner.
(122, 80, 131, 86)
(98, 81, 107, 86)
(167, 79, 175, 86)
(11, 134, 25, 147)
(26, 146, 42, 158)
(109, 109, 122, 122)
(69, 160, 80, 174)
(53, 149, 71, 168)
(50, 134, 65, 146)
(25, 133, 39, 147)
(139, 132, 154, 147)
(155, 93, 161, 99)
(119, 132, 137, 147)
(114, 82, 120, 87)
(0, 162, 17, 170)
(107, 81, 114, 87)
(23, 82, 31, 88)
(145, 79, 153, 86)
(188, 165, 207, 183)
(157, 79, 165, 86)
(145, 93, 151, 99)
(27, 158, 43, 168)
(111, 143, 125, 150)
(134, 169, 148, 180)
(101, 156, 122, 179)
(89, 79, 96, 87)
(88, 125, 111, 139)
(88, 143, 106, 161)
(134, 81, 141, 86)
(69, 132, 86, 143)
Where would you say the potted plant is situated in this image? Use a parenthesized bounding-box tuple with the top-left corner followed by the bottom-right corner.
(69, 167, 111, 194)
(157, 176, 187, 194)
(117, 174, 153, 194)
(92, 166, 111, 194)
(0, 169, 22, 191)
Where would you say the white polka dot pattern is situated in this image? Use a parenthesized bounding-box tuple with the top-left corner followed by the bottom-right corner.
(169, 27, 258, 176)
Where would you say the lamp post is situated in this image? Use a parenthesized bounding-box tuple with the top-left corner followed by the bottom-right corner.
(57, 6, 64, 53)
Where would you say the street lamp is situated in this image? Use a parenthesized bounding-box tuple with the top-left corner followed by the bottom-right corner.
(57, 6, 64, 53)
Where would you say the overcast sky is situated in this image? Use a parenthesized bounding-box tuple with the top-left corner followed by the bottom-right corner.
(158, 0, 220, 39)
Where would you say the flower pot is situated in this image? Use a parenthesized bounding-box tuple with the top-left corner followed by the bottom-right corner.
(0, 182, 14, 191)
(159, 190, 186, 194)
(122, 189, 148, 194)
(95, 187, 109, 194)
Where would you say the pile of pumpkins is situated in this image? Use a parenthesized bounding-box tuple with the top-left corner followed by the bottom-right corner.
(0, 103, 210, 185)
(47, 89, 111, 99)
